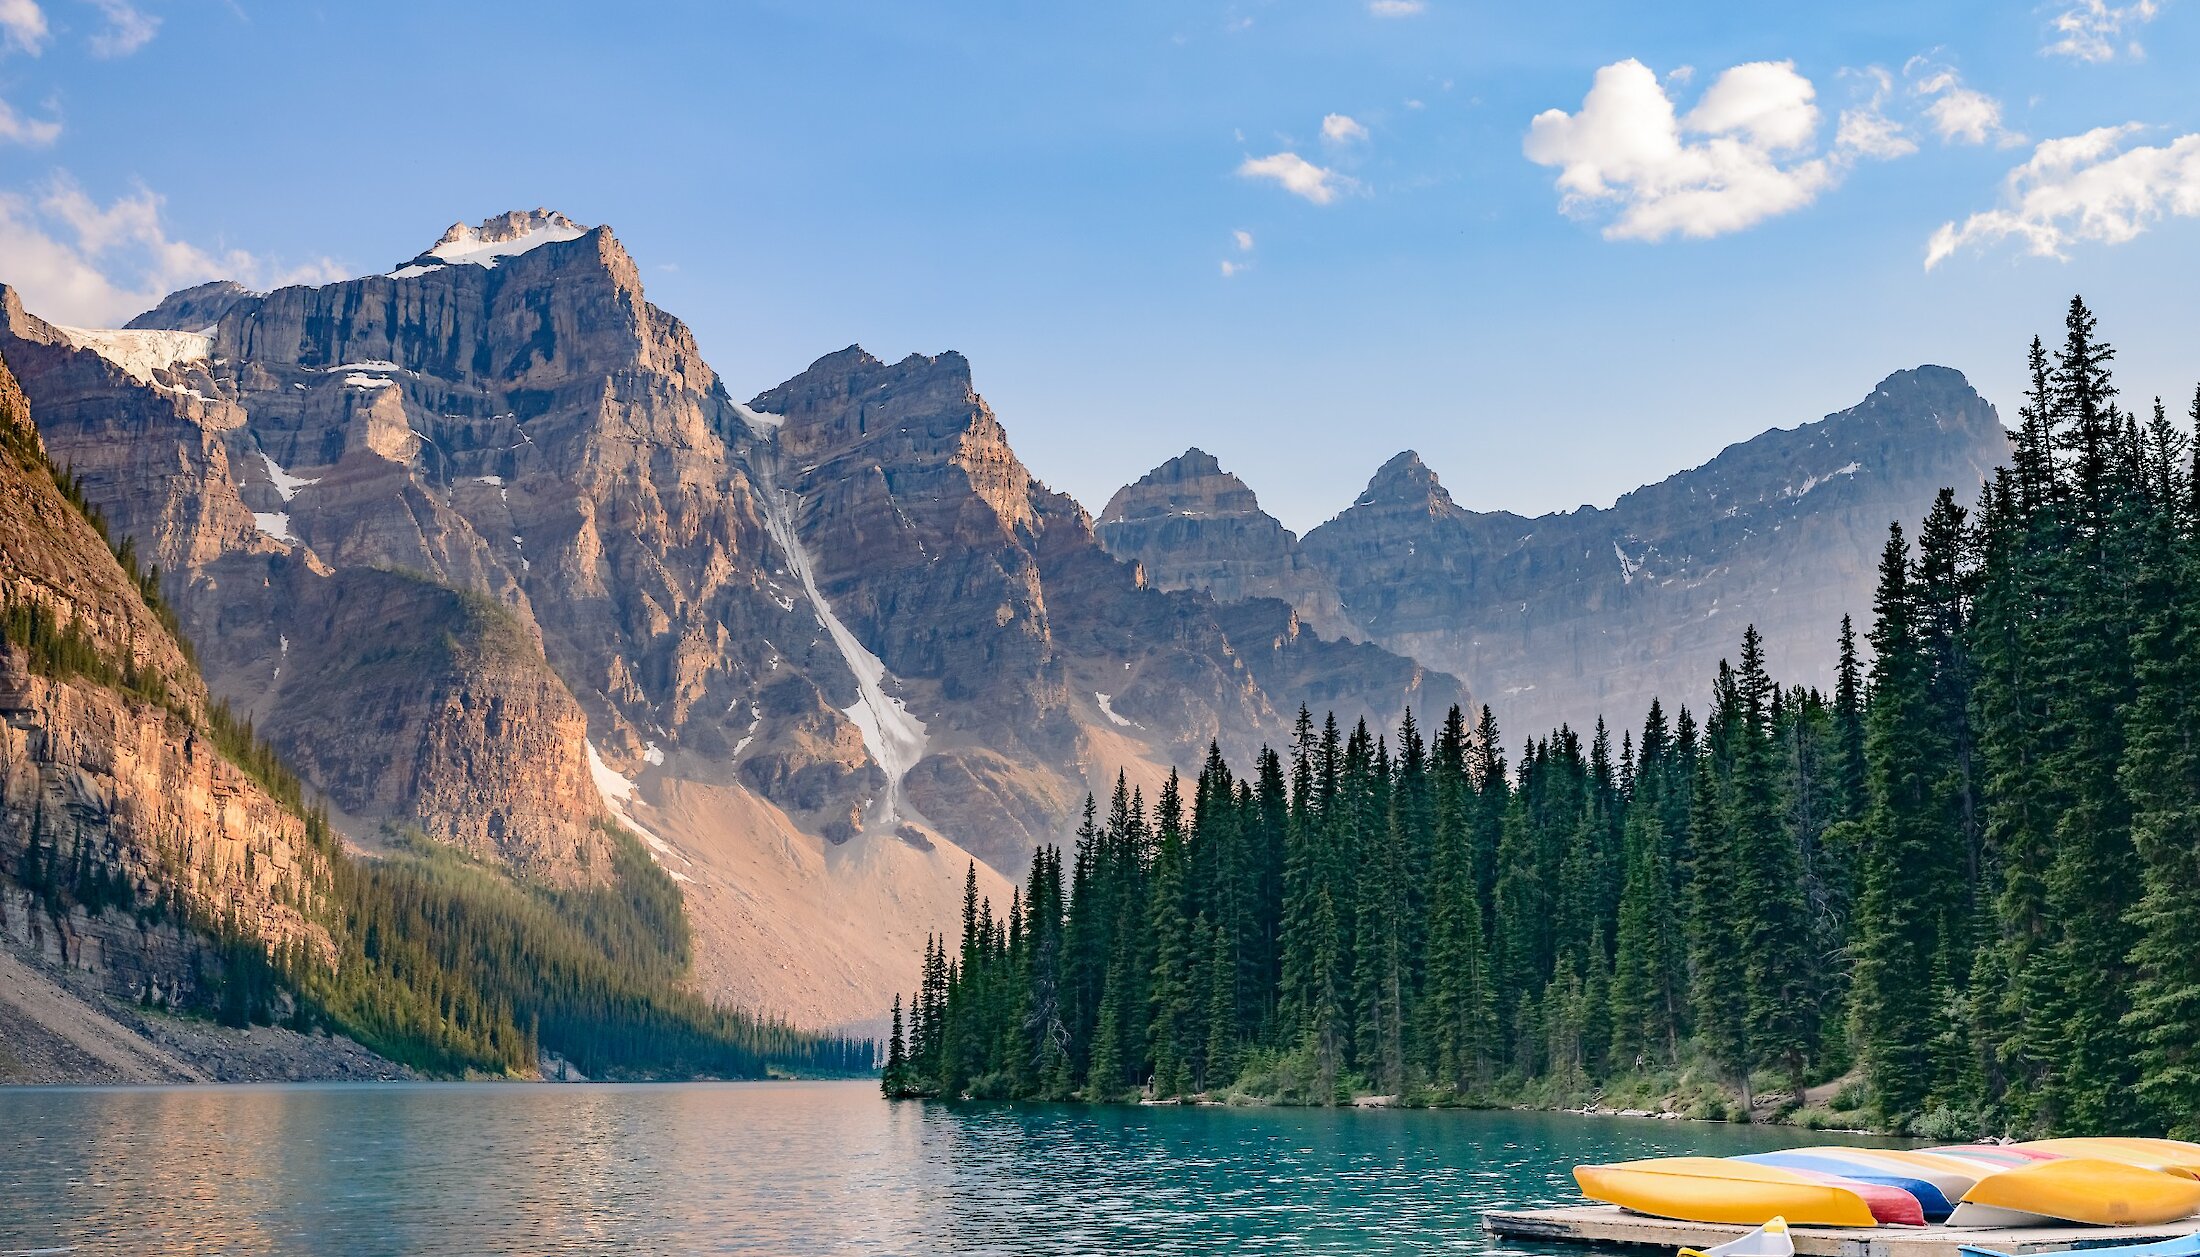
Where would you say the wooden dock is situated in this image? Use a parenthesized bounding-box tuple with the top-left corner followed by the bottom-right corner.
(1481, 1206, 2196, 1257)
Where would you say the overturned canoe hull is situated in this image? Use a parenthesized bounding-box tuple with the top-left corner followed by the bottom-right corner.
(1738, 1152, 1954, 1221)
(2023, 1140, 2200, 1180)
(1959, 1157, 2200, 1227)
(1574, 1158, 1882, 1228)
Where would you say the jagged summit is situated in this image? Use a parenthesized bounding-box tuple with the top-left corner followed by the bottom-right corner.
(1099, 448, 1263, 528)
(127, 280, 259, 332)
(1354, 449, 1457, 513)
(390, 208, 591, 277)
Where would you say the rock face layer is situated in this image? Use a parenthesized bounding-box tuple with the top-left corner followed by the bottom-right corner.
(0, 351, 336, 1016)
(750, 348, 1471, 873)
(1097, 448, 1354, 641)
(1, 212, 1470, 1027)
(1101, 367, 2011, 739)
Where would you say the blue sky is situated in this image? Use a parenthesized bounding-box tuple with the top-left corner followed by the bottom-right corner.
(2, 0, 2196, 530)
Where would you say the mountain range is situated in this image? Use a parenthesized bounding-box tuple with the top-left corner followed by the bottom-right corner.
(0, 209, 2009, 1039)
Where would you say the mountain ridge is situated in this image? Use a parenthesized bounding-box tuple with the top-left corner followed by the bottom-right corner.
(1101, 364, 2011, 739)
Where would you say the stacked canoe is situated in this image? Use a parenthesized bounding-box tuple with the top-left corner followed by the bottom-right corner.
(1575, 1139, 2200, 1228)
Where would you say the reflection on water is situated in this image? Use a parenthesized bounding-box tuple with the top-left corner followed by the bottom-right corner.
(0, 1081, 1893, 1255)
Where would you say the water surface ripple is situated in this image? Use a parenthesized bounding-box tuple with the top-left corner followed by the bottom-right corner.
(0, 1080, 1895, 1255)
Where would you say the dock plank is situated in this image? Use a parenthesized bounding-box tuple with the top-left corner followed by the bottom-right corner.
(1481, 1205, 2196, 1257)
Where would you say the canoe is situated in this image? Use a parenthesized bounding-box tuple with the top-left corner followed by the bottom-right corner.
(2023, 1139, 2200, 1180)
(1573, 1158, 1883, 1228)
(1955, 1157, 2200, 1227)
(1960, 1232, 2200, 1257)
(1817, 1148, 1996, 1200)
(1925, 1145, 2060, 1166)
(1781, 1168, 1927, 1226)
(1682, 1216, 1796, 1257)
(1737, 1152, 1955, 1221)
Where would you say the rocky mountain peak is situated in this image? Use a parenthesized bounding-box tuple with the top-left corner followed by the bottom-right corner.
(1095, 446, 1357, 641)
(1858, 365, 1999, 430)
(1098, 447, 1265, 528)
(1355, 449, 1457, 514)
(126, 280, 259, 332)
(391, 208, 592, 277)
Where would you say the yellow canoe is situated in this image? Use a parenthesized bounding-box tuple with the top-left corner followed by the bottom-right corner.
(1575, 1158, 1881, 1228)
(2022, 1139, 2200, 1180)
(1960, 1157, 2200, 1226)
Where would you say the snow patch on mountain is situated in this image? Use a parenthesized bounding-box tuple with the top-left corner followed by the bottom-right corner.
(54, 326, 211, 385)
(754, 455, 929, 822)
(1786, 462, 1863, 499)
(260, 452, 317, 502)
(585, 740, 694, 882)
(732, 402, 785, 433)
(1095, 692, 1137, 728)
(390, 209, 588, 277)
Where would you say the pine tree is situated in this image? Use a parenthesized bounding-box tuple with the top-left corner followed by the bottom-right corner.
(883, 994, 909, 1097)
(2120, 386, 2200, 1136)
(1851, 523, 1942, 1122)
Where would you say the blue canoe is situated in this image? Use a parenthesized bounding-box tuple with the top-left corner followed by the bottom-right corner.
(1961, 1234, 2200, 1257)
(1736, 1152, 1955, 1222)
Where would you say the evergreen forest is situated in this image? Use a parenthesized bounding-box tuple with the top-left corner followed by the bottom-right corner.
(884, 297, 2200, 1139)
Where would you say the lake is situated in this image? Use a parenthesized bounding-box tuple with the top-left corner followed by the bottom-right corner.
(0, 1081, 1896, 1255)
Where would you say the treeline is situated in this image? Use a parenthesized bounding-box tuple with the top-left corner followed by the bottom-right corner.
(886, 297, 2200, 1139)
(289, 829, 873, 1078)
(2, 385, 870, 1080)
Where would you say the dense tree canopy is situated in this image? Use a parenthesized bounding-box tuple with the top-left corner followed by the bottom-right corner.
(889, 297, 2200, 1137)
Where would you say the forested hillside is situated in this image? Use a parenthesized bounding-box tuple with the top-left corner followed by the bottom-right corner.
(1, 358, 868, 1081)
(887, 297, 2200, 1139)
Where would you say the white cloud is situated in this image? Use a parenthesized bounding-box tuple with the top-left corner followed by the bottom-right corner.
(0, 95, 60, 146)
(1834, 68, 1916, 160)
(1219, 259, 1245, 277)
(1368, 0, 1426, 14)
(1232, 229, 1254, 251)
(2044, 0, 2161, 62)
(83, 0, 158, 57)
(1322, 113, 1370, 144)
(0, 0, 47, 54)
(1926, 124, 2200, 268)
(1237, 152, 1356, 205)
(1907, 61, 2023, 147)
(1524, 58, 1897, 241)
(0, 173, 346, 325)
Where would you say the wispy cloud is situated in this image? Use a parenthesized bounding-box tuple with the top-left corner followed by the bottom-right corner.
(1237, 152, 1357, 205)
(0, 173, 346, 325)
(1322, 113, 1370, 144)
(2043, 0, 2161, 62)
(1232, 229, 1254, 251)
(1926, 124, 2200, 268)
(1907, 59, 2024, 147)
(0, 0, 47, 54)
(0, 95, 59, 145)
(1834, 67, 1916, 160)
(83, 0, 158, 57)
(1368, 0, 1426, 15)
(1525, 59, 1904, 241)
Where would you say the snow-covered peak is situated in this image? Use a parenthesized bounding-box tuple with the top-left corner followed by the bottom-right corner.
(54, 326, 213, 385)
(389, 209, 589, 278)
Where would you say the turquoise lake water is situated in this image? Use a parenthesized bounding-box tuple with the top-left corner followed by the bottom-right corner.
(0, 1080, 1899, 1255)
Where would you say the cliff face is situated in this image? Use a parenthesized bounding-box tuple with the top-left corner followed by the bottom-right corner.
(0, 213, 1474, 1027)
(748, 348, 1471, 873)
(1099, 368, 2011, 740)
(1097, 448, 1354, 641)
(0, 351, 334, 1012)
